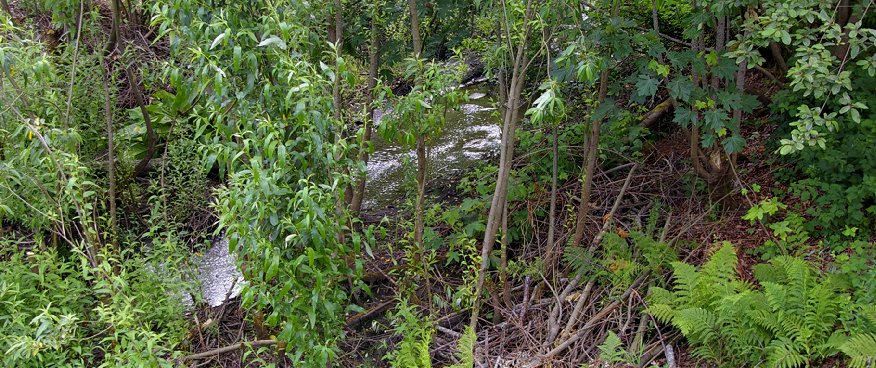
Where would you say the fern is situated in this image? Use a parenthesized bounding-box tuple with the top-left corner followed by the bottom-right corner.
(447, 326, 475, 368)
(647, 242, 876, 368)
(701, 242, 738, 287)
(563, 246, 595, 277)
(386, 300, 433, 368)
(598, 331, 626, 365)
(767, 338, 807, 368)
(673, 308, 717, 340)
(860, 304, 876, 325)
(841, 333, 876, 368)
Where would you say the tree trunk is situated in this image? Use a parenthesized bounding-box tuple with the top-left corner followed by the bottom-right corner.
(350, 16, 380, 214)
(126, 67, 157, 178)
(414, 136, 427, 246)
(331, 0, 346, 246)
(471, 0, 535, 330)
(105, 0, 121, 54)
(570, 67, 609, 248)
(102, 69, 117, 248)
(540, 126, 560, 281)
(499, 198, 511, 307)
(769, 42, 788, 76)
(408, 0, 422, 56)
(569, 0, 618, 249)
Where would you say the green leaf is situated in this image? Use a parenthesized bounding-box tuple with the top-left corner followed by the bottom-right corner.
(210, 32, 226, 50)
(668, 78, 694, 102)
(704, 109, 726, 130)
(722, 135, 745, 154)
(258, 35, 287, 50)
(635, 75, 659, 98)
(673, 107, 698, 127)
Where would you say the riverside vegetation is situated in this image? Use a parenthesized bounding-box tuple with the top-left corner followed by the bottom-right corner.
(1, 0, 875, 367)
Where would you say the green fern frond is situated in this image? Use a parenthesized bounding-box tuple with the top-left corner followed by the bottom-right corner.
(649, 246, 865, 368)
(647, 287, 674, 306)
(753, 263, 786, 284)
(762, 281, 788, 312)
(646, 303, 676, 324)
(841, 333, 876, 368)
(447, 326, 475, 368)
(670, 261, 700, 303)
(387, 300, 433, 368)
(859, 304, 876, 325)
(749, 309, 784, 336)
(673, 308, 717, 340)
(767, 337, 808, 368)
(774, 256, 811, 314)
(601, 232, 632, 260)
(689, 344, 722, 364)
(598, 330, 625, 364)
(701, 242, 738, 287)
(634, 232, 677, 272)
(563, 246, 594, 277)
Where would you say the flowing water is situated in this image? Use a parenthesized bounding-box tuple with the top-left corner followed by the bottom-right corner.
(363, 85, 501, 209)
(196, 84, 501, 306)
(197, 237, 244, 307)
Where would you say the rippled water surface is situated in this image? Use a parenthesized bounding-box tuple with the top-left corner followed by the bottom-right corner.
(363, 86, 501, 209)
(197, 237, 244, 307)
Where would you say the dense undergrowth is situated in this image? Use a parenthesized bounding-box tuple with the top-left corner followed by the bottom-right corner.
(1, 0, 876, 367)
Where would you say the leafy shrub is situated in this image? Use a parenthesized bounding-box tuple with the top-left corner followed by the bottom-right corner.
(834, 240, 876, 305)
(153, 1, 359, 364)
(0, 243, 189, 367)
(385, 300, 433, 368)
(789, 114, 876, 239)
(648, 242, 876, 368)
(743, 198, 811, 260)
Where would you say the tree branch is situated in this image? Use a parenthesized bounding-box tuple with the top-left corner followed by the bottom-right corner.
(125, 67, 158, 178)
(183, 339, 278, 360)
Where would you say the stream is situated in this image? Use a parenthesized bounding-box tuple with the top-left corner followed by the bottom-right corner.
(363, 85, 501, 209)
(194, 84, 501, 307)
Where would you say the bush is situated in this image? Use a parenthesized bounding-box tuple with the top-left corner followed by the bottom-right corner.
(648, 242, 876, 368)
(789, 117, 876, 239)
(0, 242, 190, 367)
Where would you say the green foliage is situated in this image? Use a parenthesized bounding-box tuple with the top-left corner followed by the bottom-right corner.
(834, 240, 876, 304)
(597, 331, 626, 365)
(152, 0, 363, 363)
(378, 57, 466, 147)
(841, 333, 876, 368)
(0, 241, 190, 367)
(447, 326, 476, 368)
(649, 242, 876, 368)
(724, 1, 876, 153)
(784, 113, 876, 238)
(385, 300, 433, 368)
(565, 212, 676, 294)
(149, 138, 210, 228)
(0, 19, 102, 236)
(743, 198, 810, 260)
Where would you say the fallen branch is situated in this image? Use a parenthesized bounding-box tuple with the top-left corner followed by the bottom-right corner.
(345, 298, 395, 329)
(183, 339, 277, 360)
(523, 273, 649, 367)
(590, 163, 638, 250)
(640, 99, 674, 129)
